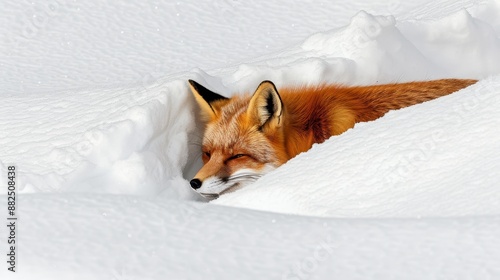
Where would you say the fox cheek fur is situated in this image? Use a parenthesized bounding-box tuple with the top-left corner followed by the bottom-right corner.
(188, 78, 477, 196)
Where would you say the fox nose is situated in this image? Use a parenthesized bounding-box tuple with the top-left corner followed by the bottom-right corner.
(190, 179, 202, 190)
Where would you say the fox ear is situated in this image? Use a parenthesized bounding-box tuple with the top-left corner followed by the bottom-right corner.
(188, 80, 229, 121)
(247, 81, 284, 130)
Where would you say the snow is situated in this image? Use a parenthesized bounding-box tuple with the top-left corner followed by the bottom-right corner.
(2, 194, 500, 280)
(0, 79, 198, 199)
(1, 0, 500, 279)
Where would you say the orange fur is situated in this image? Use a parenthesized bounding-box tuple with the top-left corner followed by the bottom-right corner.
(276, 79, 477, 160)
(188, 78, 477, 194)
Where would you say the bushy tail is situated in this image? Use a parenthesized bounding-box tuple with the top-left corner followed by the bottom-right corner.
(358, 79, 477, 119)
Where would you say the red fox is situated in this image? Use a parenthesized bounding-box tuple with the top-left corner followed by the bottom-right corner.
(188, 78, 477, 197)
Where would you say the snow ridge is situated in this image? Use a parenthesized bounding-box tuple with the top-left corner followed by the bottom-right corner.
(1, 1, 500, 279)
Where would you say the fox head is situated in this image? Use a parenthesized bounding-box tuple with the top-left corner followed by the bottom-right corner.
(188, 80, 289, 198)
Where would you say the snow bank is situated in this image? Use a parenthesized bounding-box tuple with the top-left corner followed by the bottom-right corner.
(1, 0, 500, 279)
(0, 79, 200, 199)
(218, 6, 500, 92)
(1, 194, 500, 280)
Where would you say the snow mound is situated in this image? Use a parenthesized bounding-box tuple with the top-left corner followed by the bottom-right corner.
(0, 79, 198, 199)
(218, 7, 500, 92)
(2, 1, 500, 279)
(1, 194, 500, 280)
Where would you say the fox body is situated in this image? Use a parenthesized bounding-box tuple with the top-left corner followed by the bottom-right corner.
(188, 78, 477, 197)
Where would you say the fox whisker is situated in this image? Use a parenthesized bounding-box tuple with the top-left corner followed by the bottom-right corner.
(213, 173, 263, 187)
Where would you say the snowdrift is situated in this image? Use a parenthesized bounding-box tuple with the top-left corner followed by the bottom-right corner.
(1, 194, 499, 280)
(1, 0, 500, 279)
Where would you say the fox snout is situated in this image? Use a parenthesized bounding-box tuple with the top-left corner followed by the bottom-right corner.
(189, 168, 271, 198)
(188, 151, 276, 197)
(189, 177, 225, 199)
(190, 178, 221, 199)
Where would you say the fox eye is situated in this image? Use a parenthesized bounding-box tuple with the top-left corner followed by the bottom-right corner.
(229, 154, 246, 160)
(203, 151, 211, 158)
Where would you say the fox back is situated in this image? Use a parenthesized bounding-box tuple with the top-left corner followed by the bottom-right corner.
(188, 78, 477, 197)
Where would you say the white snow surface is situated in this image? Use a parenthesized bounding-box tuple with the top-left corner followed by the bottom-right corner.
(1, 0, 500, 279)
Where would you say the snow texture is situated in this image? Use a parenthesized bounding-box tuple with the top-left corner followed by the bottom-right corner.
(1, 0, 500, 279)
